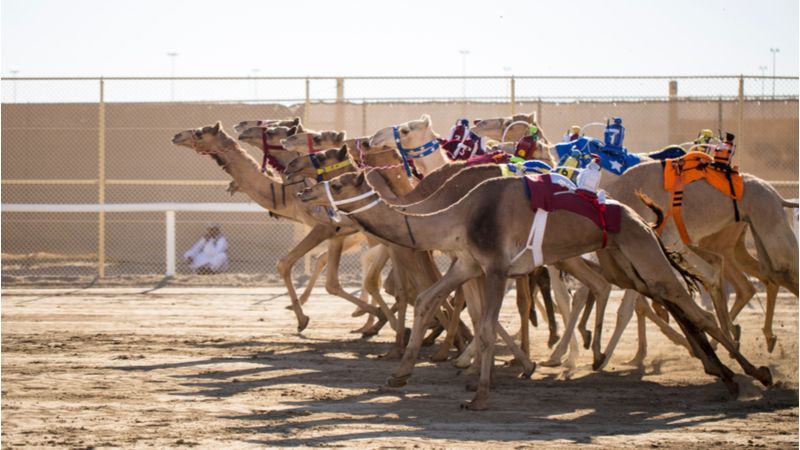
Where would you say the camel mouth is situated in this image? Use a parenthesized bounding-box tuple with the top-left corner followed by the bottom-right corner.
(171, 133, 189, 145)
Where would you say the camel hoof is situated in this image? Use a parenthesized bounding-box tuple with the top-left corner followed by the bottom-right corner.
(724, 379, 740, 397)
(386, 374, 410, 387)
(520, 363, 536, 379)
(284, 305, 293, 310)
(540, 359, 562, 368)
(460, 399, 488, 411)
(625, 357, 645, 368)
(592, 353, 607, 371)
(755, 365, 773, 387)
(452, 358, 471, 369)
(766, 335, 777, 353)
(579, 330, 591, 350)
(297, 315, 310, 333)
(548, 334, 561, 349)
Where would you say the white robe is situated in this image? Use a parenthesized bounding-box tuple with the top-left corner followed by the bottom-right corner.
(184, 236, 229, 272)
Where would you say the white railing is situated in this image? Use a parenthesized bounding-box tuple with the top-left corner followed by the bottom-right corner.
(2, 203, 264, 277)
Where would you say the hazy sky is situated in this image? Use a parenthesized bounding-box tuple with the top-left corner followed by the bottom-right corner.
(2, 0, 798, 78)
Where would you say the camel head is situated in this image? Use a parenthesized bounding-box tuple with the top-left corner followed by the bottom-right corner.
(472, 112, 536, 140)
(281, 130, 346, 153)
(297, 171, 369, 207)
(232, 117, 300, 134)
(172, 122, 231, 155)
(284, 144, 353, 183)
(369, 114, 438, 152)
(237, 124, 303, 149)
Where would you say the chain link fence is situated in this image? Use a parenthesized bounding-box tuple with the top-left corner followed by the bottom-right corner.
(2, 76, 797, 285)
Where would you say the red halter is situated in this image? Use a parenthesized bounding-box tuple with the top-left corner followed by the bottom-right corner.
(260, 128, 286, 173)
(306, 134, 323, 153)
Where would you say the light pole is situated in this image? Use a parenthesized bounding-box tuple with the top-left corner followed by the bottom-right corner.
(10, 69, 19, 102)
(251, 68, 260, 99)
(459, 49, 470, 99)
(758, 65, 767, 97)
(167, 52, 179, 100)
(770, 47, 779, 98)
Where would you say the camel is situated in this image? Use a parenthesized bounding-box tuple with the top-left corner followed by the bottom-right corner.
(370, 116, 617, 369)
(232, 117, 301, 134)
(297, 169, 772, 409)
(476, 114, 792, 361)
(170, 122, 389, 333)
(280, 138, 477, 359)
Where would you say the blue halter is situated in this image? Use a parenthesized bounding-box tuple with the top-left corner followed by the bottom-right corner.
(392, 126, 441, 177)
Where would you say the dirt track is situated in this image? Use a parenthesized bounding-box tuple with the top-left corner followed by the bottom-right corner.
(2, 286, 798, 448)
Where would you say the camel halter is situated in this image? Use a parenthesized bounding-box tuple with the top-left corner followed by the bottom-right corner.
(391, 126, 441, 177)
(322, 181, 380, 222)
(306, 134, 325, 153)
(260, 128, 286, 173)
(354, 139, 405, 171)
(308, 153, 353, 182)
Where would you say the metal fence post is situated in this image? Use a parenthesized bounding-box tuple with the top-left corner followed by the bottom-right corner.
(304, 77, 310, 126)
(510, 76, 516, 116)
(717, 96, 723, 133)
(98, 78, 106, 277)
(335, 77, 345, 131)
(362, 100, 368, 136)
(738, 75, 744, 169)
(668, 80, 678, 145)
(165, 211, 176, 276)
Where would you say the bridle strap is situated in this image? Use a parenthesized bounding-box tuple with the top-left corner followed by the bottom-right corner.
(392, 126, 441, 176)
(260, 128, 286, 173)
(307, 134, 322, 153)
(322, 180, 380, 221)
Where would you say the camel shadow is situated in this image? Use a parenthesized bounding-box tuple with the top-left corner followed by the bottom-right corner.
(112, 336, 798, 446)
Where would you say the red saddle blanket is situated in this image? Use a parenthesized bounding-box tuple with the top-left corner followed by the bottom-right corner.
(524, 174, 622, 235)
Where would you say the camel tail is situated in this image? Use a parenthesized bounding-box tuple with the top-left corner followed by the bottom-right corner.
(782, 198, 799, 208)
(635, 190, 664, 230)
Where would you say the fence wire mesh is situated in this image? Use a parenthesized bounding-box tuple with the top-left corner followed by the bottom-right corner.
(2, 76, 798, 285)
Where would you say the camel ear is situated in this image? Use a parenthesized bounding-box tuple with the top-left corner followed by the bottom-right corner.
(355, 171, 366, 186)
(212, 121, 221, 134)
(292, 117, 300, 125)
(420, 114, 431, 127)
(288, 126, 298, 136)
(296, 124, 305, 133)
(528, 113, 536, 123)
(337, 144, 348, 160)
(336, 131, 346, 142)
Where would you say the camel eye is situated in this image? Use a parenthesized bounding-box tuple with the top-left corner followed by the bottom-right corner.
(400, 128, 410, 135)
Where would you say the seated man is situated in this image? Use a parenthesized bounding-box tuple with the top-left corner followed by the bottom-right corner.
(184, 224, 229, 274)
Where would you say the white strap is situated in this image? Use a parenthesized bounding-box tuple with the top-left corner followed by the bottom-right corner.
(341, 198, 381, 215)
(510, 210, 549, 267)
(322, 180, 380, 220)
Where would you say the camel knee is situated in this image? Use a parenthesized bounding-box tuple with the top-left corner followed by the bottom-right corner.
(276, 260, 293, 278)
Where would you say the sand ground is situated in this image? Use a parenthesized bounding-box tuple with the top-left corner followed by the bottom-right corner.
(2, 286, 798, 448)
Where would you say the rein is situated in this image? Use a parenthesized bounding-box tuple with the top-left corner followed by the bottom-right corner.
(322, 181, 381, 222)
(392, 126, 441, 177)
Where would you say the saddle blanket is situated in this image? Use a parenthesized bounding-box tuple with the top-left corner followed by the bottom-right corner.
(662, 151, 743, 199)
(524, 173, 622, 233)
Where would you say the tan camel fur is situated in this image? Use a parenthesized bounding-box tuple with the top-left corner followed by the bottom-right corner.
(233, 117, 301, 134)
(370, 116, 604, 368)
(171, 122, 386, 333)
(298, 170, 772, 409)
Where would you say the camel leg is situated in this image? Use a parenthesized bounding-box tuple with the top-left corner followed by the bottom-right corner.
(515, 276, 532, 361)
(681, 245, 738, 345)
(360, 246, 393, 337)
(388, 257, 482, 386)
(578, 292, 595, 349)
(533, 268, 560, 348)
(762, 283, 780, 353)
(596, 289, 638, 371)
(351, 245, 388, 333)
(322, 237, 390, 323)
(297, 250, 327, 307)
(662, 302, 739, 395)
(463, 269, 508, 411)
(544, 266, 579, 366)
(542, 285, 588, 369)
(637, 297, 690, 350)
(497, 319, 536, 378)
(628, 298, 648, 368)
(431, 288, 466, 361)
(276, 224, 336, 332)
